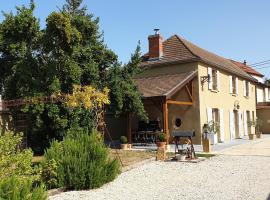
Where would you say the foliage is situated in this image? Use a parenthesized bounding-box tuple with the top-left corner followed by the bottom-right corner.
(0, 0, 147, 153)
(107, 45, 148, 122)
(206, 120, 220, 134)
(247, 118, 263, 133)
(0, 131, 33, 180)
(44, 128, 120, 190)
(38, 159, 58, 189)
(120, 136, 128, 144)
(157, 133, 166, 142)
(0, 175, 47, 200)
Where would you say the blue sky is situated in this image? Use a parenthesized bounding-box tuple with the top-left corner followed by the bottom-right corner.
(1, 0, 270, 78)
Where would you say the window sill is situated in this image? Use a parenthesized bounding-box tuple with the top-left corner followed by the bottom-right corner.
(231, 93, 237, 97)
(211, 89, 219, 93)
(244, 96, 250, 99)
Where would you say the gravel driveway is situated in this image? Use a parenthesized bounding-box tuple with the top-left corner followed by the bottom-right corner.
(50, 138, 270, 200)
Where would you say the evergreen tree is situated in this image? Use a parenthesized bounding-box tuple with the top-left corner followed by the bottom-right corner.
(0, 0, 147, 153)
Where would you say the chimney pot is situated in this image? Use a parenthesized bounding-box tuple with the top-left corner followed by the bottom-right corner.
(243, 60, 247, 65)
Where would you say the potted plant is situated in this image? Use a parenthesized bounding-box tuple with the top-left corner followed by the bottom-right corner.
(202, 123, 211, 153)
(206, 120, 220, 145)
(255, 118, 263, 139)
(247, 120, 256, 140)
(120, 136, 128, 150)
(156, 132, 166, 148)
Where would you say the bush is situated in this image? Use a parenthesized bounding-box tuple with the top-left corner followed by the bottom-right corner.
(0, 175, 47, 200)
(120, 136, 128, 144)
(44, 128, 120, 190)
(158, 133, 166, 142)
(38, 159, 58, 189)
(0, 131, 33, 180)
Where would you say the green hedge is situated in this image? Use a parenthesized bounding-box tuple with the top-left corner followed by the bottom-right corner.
(44, 128, 120, 190)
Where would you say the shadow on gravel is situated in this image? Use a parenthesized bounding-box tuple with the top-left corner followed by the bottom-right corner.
(267, 193, 270, 200)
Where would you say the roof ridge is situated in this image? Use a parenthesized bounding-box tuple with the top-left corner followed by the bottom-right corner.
(174, 35, 200, 59)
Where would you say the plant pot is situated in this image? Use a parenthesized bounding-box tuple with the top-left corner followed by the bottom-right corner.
(202, 138, 211, 153)
(156, 141, 166, 148)
(248, 134, 255, 140)
(207, 133, 218, 145)
(120, 144, 128, 150)
(256, 132, 262, 139)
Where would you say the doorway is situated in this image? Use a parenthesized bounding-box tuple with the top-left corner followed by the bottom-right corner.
(233, 110, 239, 138)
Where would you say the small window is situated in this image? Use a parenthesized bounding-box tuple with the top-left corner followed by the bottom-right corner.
(212, 108, 220, 123)
(212, 69, 218, 90)
(232, 76, 237, 94)
(268, 88, 270, 99)
(245, 81, 249, 97)
(175, 118, 182, 128)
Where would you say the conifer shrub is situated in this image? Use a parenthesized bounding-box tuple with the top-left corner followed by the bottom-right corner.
(44, 128, 120, 190)
(0, 176, 47, 200)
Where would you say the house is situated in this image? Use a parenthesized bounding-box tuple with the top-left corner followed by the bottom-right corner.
(106, 31, 258, 145)
(230, 60, 270, 134)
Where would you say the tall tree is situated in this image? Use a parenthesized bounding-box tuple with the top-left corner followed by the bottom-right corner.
(0, 0, 147, 153)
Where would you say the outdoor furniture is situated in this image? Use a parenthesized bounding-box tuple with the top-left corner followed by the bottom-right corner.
(171, 130, 196, 159)
(133, 121, 161, 144)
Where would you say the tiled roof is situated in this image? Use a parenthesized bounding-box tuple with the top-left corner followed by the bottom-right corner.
(134, 70, 197, 98)
(142, 35, 257, 82)
(229, 59, 264, 77)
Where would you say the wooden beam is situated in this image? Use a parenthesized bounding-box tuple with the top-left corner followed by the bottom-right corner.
(127, 112, 132, 144)
(167, 100, 193, 106)
(185, 84, 193, 102)
(162, 100, 169, 144)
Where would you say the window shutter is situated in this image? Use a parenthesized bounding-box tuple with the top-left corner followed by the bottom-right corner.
(235, 77, 239, 95)
(238, 111, 243, 138)
(243, 80, 246, 96)
(217, 70, 220, 91)
(207, 108, 213, 123)
(219, 109, 225, 142)
(229, 110, 235, 140)
(208, 67, 212, 90)
(229, 75, 233, 94)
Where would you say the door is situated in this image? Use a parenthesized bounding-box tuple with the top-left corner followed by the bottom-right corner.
(233, 110, 239, 138)
(246, 111, 251, 135)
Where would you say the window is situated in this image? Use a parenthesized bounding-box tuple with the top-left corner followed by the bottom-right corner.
(212, 69, 218, 90)
(268, 88, 270, 99)
(245, 81, 250, 97)
(232, 76, 236, 94)
(212, 108, 220, 123)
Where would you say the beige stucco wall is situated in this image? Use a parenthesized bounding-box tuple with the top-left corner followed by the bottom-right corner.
(167, 75, 201, 144)
(257, 108, 270, 134)
(198, 62, 257, 141)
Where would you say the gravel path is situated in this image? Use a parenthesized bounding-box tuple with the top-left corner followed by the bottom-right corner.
(50, 139, 270, 200)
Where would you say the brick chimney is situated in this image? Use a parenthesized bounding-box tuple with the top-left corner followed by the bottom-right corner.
(148, 29, 163, 59)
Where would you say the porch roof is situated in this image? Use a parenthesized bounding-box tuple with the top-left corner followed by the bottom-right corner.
(134, 70, 197, 98)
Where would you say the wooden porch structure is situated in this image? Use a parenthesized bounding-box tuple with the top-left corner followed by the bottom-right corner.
(127, 70, 197, 144)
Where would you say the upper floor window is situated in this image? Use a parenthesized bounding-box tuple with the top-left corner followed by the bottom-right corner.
(208, 67, 220, 91)
(229, 75, 238, 95)
(212, 69, 218, 90)
(244, 80, 250, 97)
(268, 88, 270, 99)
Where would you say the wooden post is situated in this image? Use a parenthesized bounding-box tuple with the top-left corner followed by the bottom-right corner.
(163, 100, 169, 144)
(127, 112, 132, 144)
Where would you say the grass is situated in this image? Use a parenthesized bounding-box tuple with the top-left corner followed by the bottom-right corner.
(32, 149, 156, 168)
(109, 149, 156, 167)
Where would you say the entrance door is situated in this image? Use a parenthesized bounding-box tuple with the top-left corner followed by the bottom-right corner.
(233, 110, 239, 138)
(246, 111, 251, 134)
